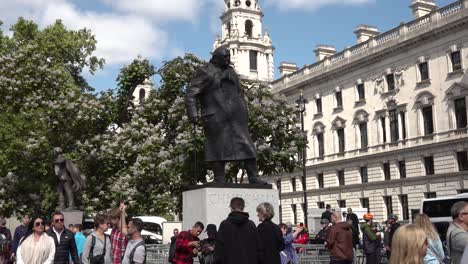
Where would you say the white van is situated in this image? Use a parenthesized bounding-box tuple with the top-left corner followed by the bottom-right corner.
(135, 216, 167, 244)
(420, 193, 468, 241)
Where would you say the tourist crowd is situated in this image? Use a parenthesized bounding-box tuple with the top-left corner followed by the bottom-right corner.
(0, 199, 467, 264)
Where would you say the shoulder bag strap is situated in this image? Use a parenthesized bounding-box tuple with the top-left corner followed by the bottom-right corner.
(103, 234, 107, 255)
(89, 235, 96, 258)
(130, 241, 146, 264)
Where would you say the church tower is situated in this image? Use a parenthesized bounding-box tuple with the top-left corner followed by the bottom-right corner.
(213, 0, 274, 82)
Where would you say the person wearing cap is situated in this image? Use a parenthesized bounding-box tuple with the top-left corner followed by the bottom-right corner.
(315, 219, 331, 245)
(199, 224, 216, 264)
(386, 214, 400, 258)
(361, 213, 382, 264)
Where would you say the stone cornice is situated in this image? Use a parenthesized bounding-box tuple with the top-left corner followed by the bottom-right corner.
(219, 39, 275, 51)
(280, 171, 468, 198)
(220, 8, 263, 21)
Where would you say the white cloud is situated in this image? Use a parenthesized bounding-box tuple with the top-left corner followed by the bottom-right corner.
(263, 0, 373, 11)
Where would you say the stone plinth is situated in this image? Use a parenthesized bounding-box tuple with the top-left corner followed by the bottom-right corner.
(182, 183, 279, 231)
(62, 210, 84, 228)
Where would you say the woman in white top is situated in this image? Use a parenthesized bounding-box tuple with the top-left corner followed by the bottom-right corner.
(17, 216, 55, 264)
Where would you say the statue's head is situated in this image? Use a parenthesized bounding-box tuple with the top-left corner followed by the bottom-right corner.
(53, 147, 63, 156)
(210, 47, 231, 68)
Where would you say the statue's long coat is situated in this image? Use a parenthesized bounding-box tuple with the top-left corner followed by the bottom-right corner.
(185, 63, 256, 162)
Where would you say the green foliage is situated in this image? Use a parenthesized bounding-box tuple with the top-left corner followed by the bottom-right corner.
(116, 57, 156, 124)
(0, 18, 108, 217)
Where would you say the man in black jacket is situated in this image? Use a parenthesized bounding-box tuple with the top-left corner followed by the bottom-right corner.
(47, 212, 80, 264)
(215, 197, 262, 264)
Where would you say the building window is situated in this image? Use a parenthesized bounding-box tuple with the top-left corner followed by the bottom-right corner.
(424, 156, 435, 175)
(383, 162, 391, 180)
(425, 192, 437, 199)
(139, 88, 146, 103)
(318, 202, 325, 209)
(317, 133, 325, 157)
(360, 166, 368, 183)
(249, 50, 257, 70)
(400, 195, 409, 221)
(337, 170, 345, 186)
(336, 91, 343, 107)
(419, 62, 430, 81)
(291, 177, 296, 192)
(384, 196, 393, 217)
(386, 73, 395, 91)
(422, 106, 434, 135)
(337, 128, 345, 153)
(245, 19, 253, 38)
(454, 97, 467, 129)
(400, 112, 407, 139)
(316, 98, 322, 113)
(338, 200, 346, 208)
(451, 51, 462, 71)
(457, 151, 468, 171)
(291, 204, 297, 224)
(398, 160, 406, 179)
(357, 83, 365, 100)
(380, 117, 387, 143)
(359, 122, 368, 148)
(361, 198, 370, 212)
(318, 173, 324, 188)
(389, 109, 399, 142)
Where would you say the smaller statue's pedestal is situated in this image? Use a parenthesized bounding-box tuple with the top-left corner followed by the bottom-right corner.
(182, 183, 279, 230)
(61, 210, 84, 228)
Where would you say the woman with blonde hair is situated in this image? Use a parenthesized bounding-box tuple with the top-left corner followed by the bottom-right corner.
(389, 224, 428, 264)
(414, 214, 446, 264)
(16, 216, 55, 264)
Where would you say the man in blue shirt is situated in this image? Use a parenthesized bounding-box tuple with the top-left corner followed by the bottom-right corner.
(73, 224, 86, 258)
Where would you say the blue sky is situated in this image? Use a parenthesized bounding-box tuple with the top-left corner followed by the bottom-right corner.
(0, 0, 454, 92)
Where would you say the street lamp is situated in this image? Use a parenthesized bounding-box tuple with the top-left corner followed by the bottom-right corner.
(295, 89, 308, 227)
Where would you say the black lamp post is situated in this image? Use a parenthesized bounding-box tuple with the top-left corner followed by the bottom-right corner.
(295, 90, 308, 227)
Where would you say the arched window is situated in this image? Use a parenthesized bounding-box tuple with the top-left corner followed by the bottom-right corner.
(331, 117, 346, 154)
(354, 110, 369, 149)
(249, 50, 257, 71)
(312, 122, 326, 158)
(415, 91, 435, 136)
(139, 88, 146, 103)
(245, 20, 253, 38)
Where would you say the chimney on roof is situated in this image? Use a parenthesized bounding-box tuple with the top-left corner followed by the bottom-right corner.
(314, 45, 336, 61)
(354, 25, 379, 44)
(410, 0, 437, 19)
(279, 62, 298, 77)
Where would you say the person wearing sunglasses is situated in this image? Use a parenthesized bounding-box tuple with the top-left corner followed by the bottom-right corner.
(16, 216, 55, 264)
(46, 212, 80, 264)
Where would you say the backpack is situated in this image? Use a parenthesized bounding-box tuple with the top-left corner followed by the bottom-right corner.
(129, 240, 146, 264)
(168, 232, 190, 263)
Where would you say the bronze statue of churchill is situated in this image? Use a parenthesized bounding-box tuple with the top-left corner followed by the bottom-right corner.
(185, 47, 265, 184)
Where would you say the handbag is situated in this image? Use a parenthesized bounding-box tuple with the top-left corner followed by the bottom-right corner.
(89, 235, 107, 264)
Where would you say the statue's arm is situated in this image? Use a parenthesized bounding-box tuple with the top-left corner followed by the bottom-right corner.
(185, 68, 211, 122)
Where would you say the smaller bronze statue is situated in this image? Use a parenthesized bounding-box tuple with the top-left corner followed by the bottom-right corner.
(53, 147, 86, 210)
(185, 47, 265, 184)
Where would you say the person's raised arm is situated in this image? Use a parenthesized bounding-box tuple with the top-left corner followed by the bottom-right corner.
(120, 201, 128, 235)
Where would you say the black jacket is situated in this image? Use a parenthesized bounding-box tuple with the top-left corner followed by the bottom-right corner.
(321, 210, 333, 222)
(185, 63, 256, 162)
(47, 227, 79, 264)
(257, 220, 284, 264)
(214, 211, 262, 264)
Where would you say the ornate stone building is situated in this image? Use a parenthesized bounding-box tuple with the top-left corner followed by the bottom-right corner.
(213, 0, 274, 82)
(270, 0, 468, 225)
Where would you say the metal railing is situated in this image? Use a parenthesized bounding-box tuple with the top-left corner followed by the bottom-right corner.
(145, 244, 332, 264)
